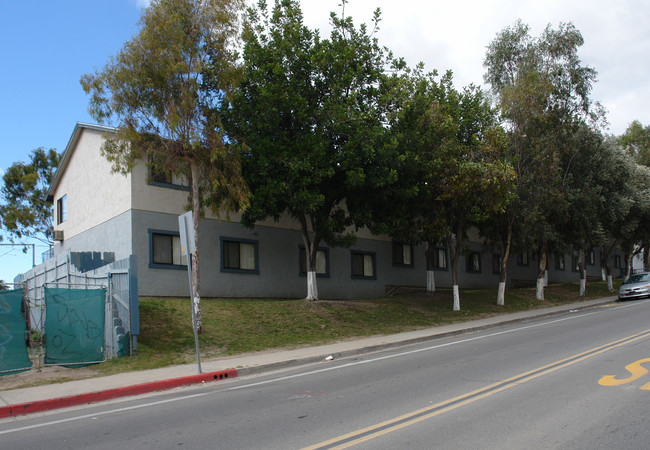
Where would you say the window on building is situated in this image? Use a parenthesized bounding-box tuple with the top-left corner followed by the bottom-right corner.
(148, 157, 191, 190)
(492, 254, 502, 275)
(392, 242, 414, 267)
(614, 255, 622, 269)
(149, 230, 187, 268)
(351, 251, 376, 279)
(572, 252, 594, 271)
(555, 254, 565, 271)
(299, 247, 329, 277)
(221, 237, 258, 273)
(517, 251, 529, 266)
(432, 246, 448, 270)
(56, 194, 67, 224)
(467, 252, 481, 273)
(587, 249, 596, 265)
(572, 255, 580, 272)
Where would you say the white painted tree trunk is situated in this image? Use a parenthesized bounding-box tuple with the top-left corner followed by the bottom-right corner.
(607, 274, 614, 292)
(453, 285, 460, 311)
(536, 277, 544, 300)
(306, 271, 318, 301)
(497, 281, 506, 306)
(427, 270, 436, 293)
(579, 278, 586, 297)
(190, 161, 202, 334)
(601, 267, 607, 281)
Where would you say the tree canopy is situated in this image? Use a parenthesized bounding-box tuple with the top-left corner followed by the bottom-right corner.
(0, 147, 61, 245)
(483, 20, 604, 301)
(383, 67, 514, 309)
(620, 121, 650, 166)
(81, 0, 249, 332)
(224, 0, 395, 300)
(61, 7, 650, 305)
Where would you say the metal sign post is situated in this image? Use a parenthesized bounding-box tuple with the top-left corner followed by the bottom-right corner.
(179, 211, 202, 374)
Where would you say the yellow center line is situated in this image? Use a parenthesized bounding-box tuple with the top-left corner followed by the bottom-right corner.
(303, 328, 650, 450)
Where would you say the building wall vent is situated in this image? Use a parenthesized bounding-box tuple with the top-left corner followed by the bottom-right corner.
(53, 230, 64, 241)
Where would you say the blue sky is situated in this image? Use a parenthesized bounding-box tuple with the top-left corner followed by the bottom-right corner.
(0, 0, 145, 282)
(1, 0, 649, 283)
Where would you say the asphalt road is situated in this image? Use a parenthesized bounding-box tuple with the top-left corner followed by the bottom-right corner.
(2, 299, 649, 449)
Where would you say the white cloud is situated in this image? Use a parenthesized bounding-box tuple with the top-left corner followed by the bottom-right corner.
(299, 0, 650, 135)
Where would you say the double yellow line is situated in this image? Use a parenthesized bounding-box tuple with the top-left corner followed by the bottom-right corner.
(304, 328, 650, 449)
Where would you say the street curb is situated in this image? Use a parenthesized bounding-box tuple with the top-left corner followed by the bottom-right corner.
(0, 297, 618, 418)
(0, 368, 237, 419)
(237, 297, 618, 376)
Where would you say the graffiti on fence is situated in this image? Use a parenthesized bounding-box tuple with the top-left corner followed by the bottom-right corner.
(44, 287, 105, 366)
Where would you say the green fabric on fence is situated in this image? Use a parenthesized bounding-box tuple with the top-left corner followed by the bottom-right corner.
(0, 289, 31, 376)
(44, 287, 106, 366)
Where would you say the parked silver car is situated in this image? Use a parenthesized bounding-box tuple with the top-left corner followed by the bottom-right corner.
(618, 272, 650, 301)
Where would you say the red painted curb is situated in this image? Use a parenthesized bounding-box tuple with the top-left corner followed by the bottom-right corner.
(0, 368, 237, 418)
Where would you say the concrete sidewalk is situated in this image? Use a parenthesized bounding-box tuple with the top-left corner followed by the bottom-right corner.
(0, 297, 618, 418)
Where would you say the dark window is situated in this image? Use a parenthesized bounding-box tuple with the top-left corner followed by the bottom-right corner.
(572, 255, 580, 272)
(517, 252, 529, 266)
(555, 254, 565, 271)
(467, 252, 481, 273)
(433, 247, 448, 270)
(149, 230, 186, 268)
(299, 247, 329, 277)
(614, 255, 622, 269)
(587, 249, 596, 266)
(393, 242, 414, 267)
(351, 251, 376, 279)
(492, 254, 502, 275)
(221, 237, 258, 273)
(56, 194, 67, 224)
(148, 157, 191, 190)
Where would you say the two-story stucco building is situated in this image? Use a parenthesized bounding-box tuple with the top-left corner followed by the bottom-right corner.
(45, 122, 623, 299)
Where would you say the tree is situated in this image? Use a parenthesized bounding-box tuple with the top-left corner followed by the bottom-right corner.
(616, 160, 650, 278)
(557, 125, 612, 296)
(225, 0, 394, 300)
(81, 0, 249, 333)
(620, 121, 650, 166)
(377, 66, 450, 295)
(385, 68, 514, 310)
(483, 20, 602, 301)
(437, 85, 515, 311)
(1, 147, 61, 245)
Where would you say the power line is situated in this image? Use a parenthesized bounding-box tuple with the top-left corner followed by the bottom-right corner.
(0, 243, 35, 267)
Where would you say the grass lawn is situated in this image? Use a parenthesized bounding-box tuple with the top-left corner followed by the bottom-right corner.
(94, 279, 620, 375)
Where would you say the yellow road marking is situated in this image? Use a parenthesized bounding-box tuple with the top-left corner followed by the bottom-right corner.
(599, 358, 650, 388)
(304, 329, 650, 450)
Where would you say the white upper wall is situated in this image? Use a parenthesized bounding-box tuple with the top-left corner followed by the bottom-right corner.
(52, 127, 132, 239)
(129, 157, 307, 231)
(48, 123, 412, 242)
(130, 159, 189, 215)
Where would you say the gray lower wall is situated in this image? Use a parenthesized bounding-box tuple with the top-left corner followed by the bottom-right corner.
(132, 210, 425, 298)
(51, 208, 627, 299)
(53, 210, 133, 262)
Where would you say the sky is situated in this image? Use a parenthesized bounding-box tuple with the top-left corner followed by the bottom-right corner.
(0, 0, 648, 283)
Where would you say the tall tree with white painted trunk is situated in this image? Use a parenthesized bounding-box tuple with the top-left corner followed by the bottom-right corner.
(385, 68, 514, 310)
(225, 0, 394, 300)
(81, 0, 249, 332)
(484, 20, 603, 301)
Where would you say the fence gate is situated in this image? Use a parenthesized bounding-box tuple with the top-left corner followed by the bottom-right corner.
(0, 288, 31, 376)
(43, 284, 107, 366)
(10, 253, 138, 371)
